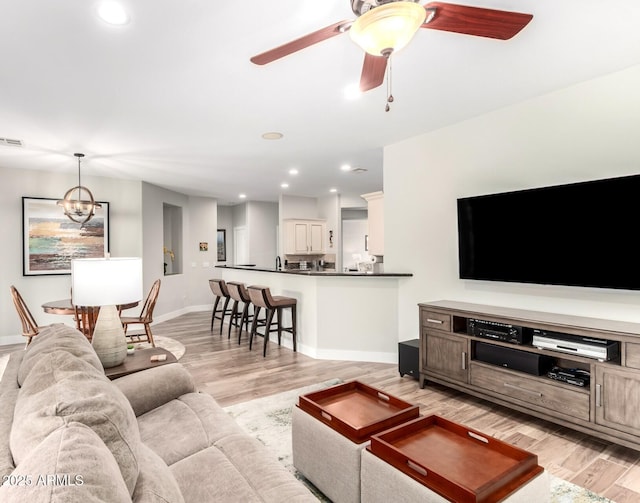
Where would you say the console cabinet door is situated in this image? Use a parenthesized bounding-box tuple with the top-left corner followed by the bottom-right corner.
(595, 365, 640, 437)
(423, 330, 469, 384)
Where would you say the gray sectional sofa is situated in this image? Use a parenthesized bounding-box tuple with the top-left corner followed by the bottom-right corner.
(0, 323, 316, 502)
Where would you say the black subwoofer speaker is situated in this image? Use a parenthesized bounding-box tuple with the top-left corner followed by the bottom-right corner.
(399, 339, 420, 379)
(474, 341, 554, 376)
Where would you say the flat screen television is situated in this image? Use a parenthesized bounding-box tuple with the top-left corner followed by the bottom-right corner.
(457, 174, 640, 290)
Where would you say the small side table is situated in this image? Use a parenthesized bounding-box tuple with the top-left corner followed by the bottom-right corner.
(104, 347, 177, 380)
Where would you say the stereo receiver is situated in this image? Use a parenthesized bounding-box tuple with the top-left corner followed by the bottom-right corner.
(467, 318, 530, 345)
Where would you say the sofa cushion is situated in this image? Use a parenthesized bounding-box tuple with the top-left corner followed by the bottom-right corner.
(170, 438, 316, 503)
(17, 323, 102, 386)
(132, 443, 185, 503)
(170, 446, 263, 503)
(11, 350, 140, 495)
(214, 433, 317, 502)
(137, 392, 244, 466)
(0, 422, 131, 502)
(0, 387, 19, 479)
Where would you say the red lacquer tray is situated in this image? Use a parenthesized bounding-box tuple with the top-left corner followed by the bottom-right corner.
(297, 381, 420, 443)
(368, 415, 544, 503)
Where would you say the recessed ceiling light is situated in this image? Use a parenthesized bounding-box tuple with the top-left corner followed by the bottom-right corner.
(329, 188, 338, 193)
(281, 183, 289, 189)
(98, 2, 129, 25)
(239, 193, 247, 199)
(341, 164, 351, 171)
(288, 168, 299, 175)
(262, 132, 284, 140)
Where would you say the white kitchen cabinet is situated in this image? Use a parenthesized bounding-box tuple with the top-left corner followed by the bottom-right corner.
(361, 191, 384, 256)
(284, 219, 326, 255)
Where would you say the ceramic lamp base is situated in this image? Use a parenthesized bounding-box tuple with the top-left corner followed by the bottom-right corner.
(92, 305, 127, 368)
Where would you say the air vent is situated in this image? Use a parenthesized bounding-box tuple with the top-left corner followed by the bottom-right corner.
(0, 137, 23, 147)
(351, 167, 368, 174)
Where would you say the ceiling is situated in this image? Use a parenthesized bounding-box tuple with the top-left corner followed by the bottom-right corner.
(1, 1, 639, 205)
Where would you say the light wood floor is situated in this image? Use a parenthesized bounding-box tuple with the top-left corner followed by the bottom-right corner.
(4, 311, 640, 501)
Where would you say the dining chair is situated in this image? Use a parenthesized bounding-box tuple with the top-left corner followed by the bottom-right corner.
(121, 279, 161, 347)
(9, 285, 39, 348)
(73, 305, 100, 341)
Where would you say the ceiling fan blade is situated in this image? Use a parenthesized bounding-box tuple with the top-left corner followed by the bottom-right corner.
(359, 53, 387, 92)
(422, 2, 533, 40)
(250, 20, 352, 65)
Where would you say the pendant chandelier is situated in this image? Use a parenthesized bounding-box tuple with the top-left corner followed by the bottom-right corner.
(57, 153, 102, 225)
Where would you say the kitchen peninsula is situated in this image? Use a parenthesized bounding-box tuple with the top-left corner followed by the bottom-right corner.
(214, 265, 412, 363)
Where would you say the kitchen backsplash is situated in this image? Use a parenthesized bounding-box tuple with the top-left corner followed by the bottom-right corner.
(285, 253, 336, 271)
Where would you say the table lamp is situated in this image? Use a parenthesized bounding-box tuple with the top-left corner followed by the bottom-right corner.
(71, 257, 143, 368)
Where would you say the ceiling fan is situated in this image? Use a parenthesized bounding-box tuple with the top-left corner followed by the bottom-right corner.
(250, 1, 533, 93)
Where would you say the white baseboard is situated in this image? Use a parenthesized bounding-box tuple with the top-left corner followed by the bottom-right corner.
(0, 335, 25, 347)
(152, 304, 210, 325)
(299, 344, 397, 364)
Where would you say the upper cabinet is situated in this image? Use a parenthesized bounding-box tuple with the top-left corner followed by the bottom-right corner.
(361, 191, 384, 256)
(284, 219, 327, 255)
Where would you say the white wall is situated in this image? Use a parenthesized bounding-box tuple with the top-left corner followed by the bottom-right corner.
(141, 183, 219, 321)
(384, 64, 640, 343)
(1, 166, 142, 343)
(247, 201, 278, 268)
(317, 194, 341, 264)
(217, 205, 233, 265)
(187, 197, 218, 306)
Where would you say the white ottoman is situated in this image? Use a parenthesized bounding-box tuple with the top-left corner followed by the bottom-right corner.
(292, 406, 367, 503)
(361, 449, 550, 503)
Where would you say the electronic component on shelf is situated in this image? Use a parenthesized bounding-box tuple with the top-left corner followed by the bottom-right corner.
(532, 329, 619, 361)
(467, 318, 529, 344)
(474, 341, 554, 376)
(546, 366, 590, 387)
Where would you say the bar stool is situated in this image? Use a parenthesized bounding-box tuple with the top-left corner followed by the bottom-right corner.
(226, 281, 254, 343)
(209, 279, 233, 335)
(247, 285, 297, 357)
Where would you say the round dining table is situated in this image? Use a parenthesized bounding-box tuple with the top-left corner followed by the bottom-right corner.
(42, 299, 139, 315)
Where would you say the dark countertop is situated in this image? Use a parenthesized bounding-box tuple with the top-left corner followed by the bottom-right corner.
(215, 265, 412, 277)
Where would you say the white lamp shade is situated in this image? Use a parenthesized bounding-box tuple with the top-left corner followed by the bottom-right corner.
(350, 2, 426, 56)
(72, 257, 143, 306)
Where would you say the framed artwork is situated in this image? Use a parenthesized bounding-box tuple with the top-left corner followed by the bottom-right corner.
(217, 229, 226, 262)
(22, 197, 110, 276)
(199, 242, 208, 252)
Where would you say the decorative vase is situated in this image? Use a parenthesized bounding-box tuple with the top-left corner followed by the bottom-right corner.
(91, 305, 127, 368)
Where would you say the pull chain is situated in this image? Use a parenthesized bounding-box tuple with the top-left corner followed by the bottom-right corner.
(385, 52, 394, 112)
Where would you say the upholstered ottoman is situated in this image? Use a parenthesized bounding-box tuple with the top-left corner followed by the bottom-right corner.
(361, 450, 550, 503)
(291, 381, 419, 503)
(361, 415, 549, 503)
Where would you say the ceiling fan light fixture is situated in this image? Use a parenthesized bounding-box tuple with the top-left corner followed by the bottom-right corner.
(349, 1, 426, 56)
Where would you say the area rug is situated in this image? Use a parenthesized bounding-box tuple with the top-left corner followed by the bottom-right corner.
(223, 381, 613, 503)
(130, 335, 186, 360)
